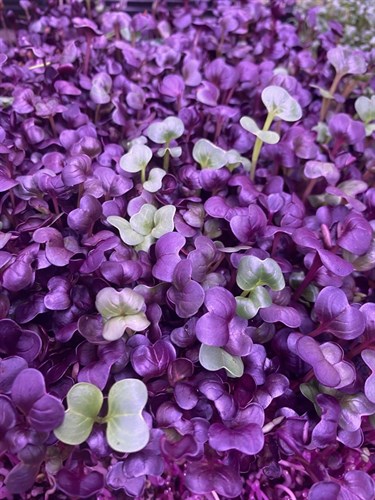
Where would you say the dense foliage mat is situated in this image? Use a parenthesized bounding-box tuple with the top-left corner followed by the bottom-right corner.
(0, 0, 374, 498)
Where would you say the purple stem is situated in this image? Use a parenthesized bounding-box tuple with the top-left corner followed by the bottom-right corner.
(83, 33, 92, 76)
(293, 252, 322, 301)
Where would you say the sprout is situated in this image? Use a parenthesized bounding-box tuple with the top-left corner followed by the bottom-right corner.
(95, 287, 150, 341)
(225, 149, 252, 172)
(235, 255, 285, 319)
(261, 85, 303, 122)
(199, 344, 244, 378)
(355, 96, 375, 136)
(192, 139, 228, 169)
(107, 203, 176, 252)
(143, 167, 166, 192)
(239, 117, 280, 144)
(240, 86, 302, 180)
(145, 116, 184, 171)
(320, 46, 368, 121)
(54, 379, 150, 453)
(120, 144, 153, 183)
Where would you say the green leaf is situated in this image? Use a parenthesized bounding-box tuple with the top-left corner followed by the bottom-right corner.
(145, 117, 184, 144)
(240, 117, 280, 144)
(365, 123, 375, 137)
(355, 95, 375, 124)
(310, 85, 334, 100)
(152, 205, 176, 239)
(135, 234, 155, 252)
(130, 204, 157, 236)
(304, 161, 339, 184)
(236, 286, 272, 319)
(192, 139, 227, 169)
(236, 255, 285, 292)
(256, 130, 280, 144)
(338, 180, 368, 197)
(107, 216, 144, 246)
(120, 144, 153, 173)
(106, 379, 150, 453)
(156, 146, 182, 158)
(261, 85, 302, 122)
(102, 314, 149, 341)
(143, 168, 166, 193)
(225, 149, 251, 171)
(169, 146, 182, 158)
(54, 383, 103, 445)
(199, 344, 244, 378)
(96, 287, 146, 319)
(240, 116, 260, 135)
(96, 287, 150, 341)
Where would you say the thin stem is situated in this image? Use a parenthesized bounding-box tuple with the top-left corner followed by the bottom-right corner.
(77, 183, 84, 207)
(48, 115, 57, 137)
(275, 484, 297, 500)
(214, 116, 223, 143)
(240, 289, 250, 297)
(83, 34, 92, 76)
(302, 178, 317, 203)
(51, 195, 63, 229)
(94, 104, 101, 124)
(320, 72, 342, 122)
(85, 0, 92, 19)
(114, 22, 121, 41)
(250, 112, 274, 181)
(163, 141, 171, 172)
(141, 166, 146, 184)
(347, 342, 375, 360)
(216, 30, 225, 57)
(293, 252, 321, 301)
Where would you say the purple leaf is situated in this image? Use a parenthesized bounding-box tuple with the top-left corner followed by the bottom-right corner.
(131, 339, 176, 378)
(11, 369, 46, 414)
(314, 286, 365, 340)
(196, 287, 236, 346)
(337, 211, 372, 255)
(167, 260, 205, 318)
(260, 305, 301, 328)
(56, 468, 105, 499)
(28, 393, 65, 432)
(5, 462, 41, 494)
(152, 232, 186, 282)
(208, 422, 264, 455)
(185, 461, 242, 498)
(0, 356, 28, 394)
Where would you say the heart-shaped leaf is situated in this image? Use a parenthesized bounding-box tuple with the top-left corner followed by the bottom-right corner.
(95, 287, 150, 341)
(240, 116, 280, 144)
(107, 216, 144, 246)
(327, 46, 367, 76)
(143, 168, 166, 192)
(199, 344, 244, 378)
(131, 204, 157, 236)
(90, 72, 112, 105)
(314, 286, 365, 340)
(108, 204, 175, 252)
(236, 286, 272, 319)
(261, 86, 302, 122)
(120, 144, 153, 174)
(192, 139, 228, 169)
(304, 161, 339, 185)
(106, 378, 149, 453)
(151, 205, 176, 239)
(145, 116, 184, 144)
(54, 383, 103, 445)
(236, 255, 285, 292)
(355, 96, 375, 125)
